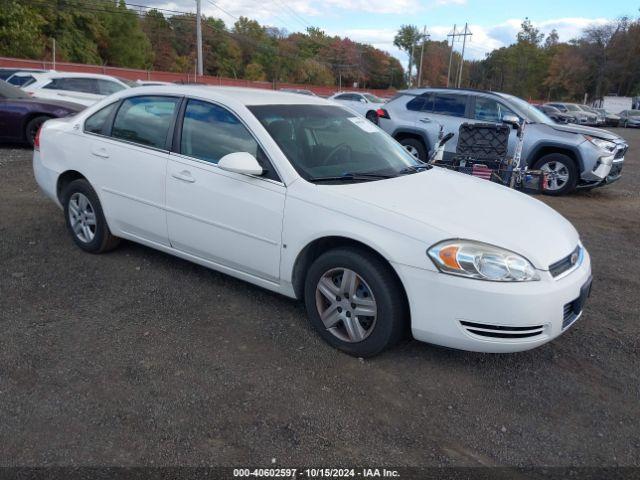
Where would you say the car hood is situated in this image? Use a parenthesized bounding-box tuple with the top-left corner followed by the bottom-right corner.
(324, 168, 579, 269)
(548, 122, 621, 141)
(19, 97, 86, 112)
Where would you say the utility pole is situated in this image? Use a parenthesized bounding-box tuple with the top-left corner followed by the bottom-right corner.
(417, 26, 429, 88)
(456, 23, 472, 88)
(446, 24, 456, 87)
(52, 38, 56, 70)
(196, 0, 203, 76)
(409, 41, 416, 87)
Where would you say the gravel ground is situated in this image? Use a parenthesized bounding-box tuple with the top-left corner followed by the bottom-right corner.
(0, 129, 639, 468)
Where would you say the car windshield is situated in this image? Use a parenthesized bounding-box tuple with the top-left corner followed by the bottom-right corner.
(0, 80, 28, 99)
(363, 93, 384, 103)
(627, 110, 640, 116)
(564, 104, 581, 112)
(498, 94, 553, 124)
(249, 104, 423, 182)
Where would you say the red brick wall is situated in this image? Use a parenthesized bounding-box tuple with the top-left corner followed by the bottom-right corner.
(0, 56, 395, 98)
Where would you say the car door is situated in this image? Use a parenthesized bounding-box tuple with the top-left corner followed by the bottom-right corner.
(42, 78, 103, 105)
(467, 95, 519, 158)
(419, 92, 469, 160)
(166, 98, 285, 281)
(83, 95, 181, 246)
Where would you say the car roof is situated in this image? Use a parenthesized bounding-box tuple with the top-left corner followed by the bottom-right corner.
(27, 71, 125, 82)
(399, 87, 510, 98)
(118, 85, 334, 106)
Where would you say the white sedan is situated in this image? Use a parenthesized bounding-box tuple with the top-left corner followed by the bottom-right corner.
(33, 87, 592, 357)
(328, 92, 386, 123)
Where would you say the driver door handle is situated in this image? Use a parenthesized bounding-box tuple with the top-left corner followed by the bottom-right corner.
(419, 117, 432, 124)
(171, 170, 195, 183)
(91, 147, 109, 158)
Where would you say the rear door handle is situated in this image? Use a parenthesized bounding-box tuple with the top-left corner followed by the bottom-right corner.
(419, 117, 432, 124)
(91, 147, 109, 158)
(171, 170, 195, 183)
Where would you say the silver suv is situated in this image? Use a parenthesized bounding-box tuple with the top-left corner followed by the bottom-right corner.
(378, 88, 628, 195)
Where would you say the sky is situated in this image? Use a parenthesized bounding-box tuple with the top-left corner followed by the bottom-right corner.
(142, 0, 637, 65)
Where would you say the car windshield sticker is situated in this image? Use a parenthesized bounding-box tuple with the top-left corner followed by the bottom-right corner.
(348, 116, 379, 133)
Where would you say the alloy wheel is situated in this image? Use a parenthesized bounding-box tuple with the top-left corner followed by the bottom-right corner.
(539, 161, 570, 191)
(315, 268, 377, 343)
(68, 192, 97, 243)
(404, 145, 420, 159)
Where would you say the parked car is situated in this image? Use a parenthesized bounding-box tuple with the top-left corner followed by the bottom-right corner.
(0, 80, 84, 146)
(33, 86, 593, 357)
(0, 67, 46, 81)
(6, 70, 51, 87)
(21, 72, 132, 106)
(576, 104, 605, 126)
(618, 110, 640, 128)
(328, 91, 386, 123)
(545, 102, 598, 126)
(279, 88, 317, 96)
(377, 88, 628, 195)
(534, 104, 575, 124)
(594, 108, 621, 127)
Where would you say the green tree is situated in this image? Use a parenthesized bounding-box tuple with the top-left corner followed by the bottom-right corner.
(394, 25, 424, 85)
(141, 9, 176, 71)
(99, 0, 153, 68)
(0, 1, 45, 58)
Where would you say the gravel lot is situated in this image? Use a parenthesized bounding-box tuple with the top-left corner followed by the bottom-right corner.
(0, 128, 638, 468)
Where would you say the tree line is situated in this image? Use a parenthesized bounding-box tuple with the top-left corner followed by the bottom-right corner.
(0, 0, 405, 89)
(400, 15, 640, 101)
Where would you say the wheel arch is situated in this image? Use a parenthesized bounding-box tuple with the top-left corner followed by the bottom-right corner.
(392, 128, 431, 150)
(56, 170, 87, 203)
(291, 235, 409, 310)
(526, 143, 584, 172)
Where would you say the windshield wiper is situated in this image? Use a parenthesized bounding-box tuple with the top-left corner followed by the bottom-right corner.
(309, 172, 396, 183)
(399, 164, 431, 175)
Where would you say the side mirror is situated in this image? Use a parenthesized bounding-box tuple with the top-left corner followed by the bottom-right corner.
(359, 98, 367, 104)
(502, 114, 521, 128)
(218, 152, 263, 176)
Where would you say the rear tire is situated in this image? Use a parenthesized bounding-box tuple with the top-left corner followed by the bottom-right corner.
(399, 137, 427, 162)
(25, 115, 50, 148)
(62, 179, 120, 253)
(533, 153, 578, 196)
(304, 247, 408, 357)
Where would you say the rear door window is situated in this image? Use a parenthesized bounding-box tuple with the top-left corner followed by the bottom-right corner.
(432, 94, 467, 117)
(44, 78, 98, 94)
(112, 96, 180, 149)
(84, 102, 118, 135)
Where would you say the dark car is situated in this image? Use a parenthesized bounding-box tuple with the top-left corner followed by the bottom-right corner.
(0, 80, 84, 147)
(535, 104, 575, 124)
(618, 110, 640, 128)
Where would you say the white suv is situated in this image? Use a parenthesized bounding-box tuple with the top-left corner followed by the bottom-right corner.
(22, 72, 132, 106)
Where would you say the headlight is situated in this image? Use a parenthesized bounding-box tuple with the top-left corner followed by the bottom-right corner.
(584, 135, 616, 152)
(427, 240, 540, 282)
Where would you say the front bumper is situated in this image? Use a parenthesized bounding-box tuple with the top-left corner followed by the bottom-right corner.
(394, 248, 592, 353)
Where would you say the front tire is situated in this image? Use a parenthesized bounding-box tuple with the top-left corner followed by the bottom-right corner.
(62, 179, 120, 253)
(399, 137, 427, 162)
(304, 247, 408, 357)
(533, 153, 578, 196)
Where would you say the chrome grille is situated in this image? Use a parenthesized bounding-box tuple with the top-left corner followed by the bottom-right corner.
(549, 246, 581, 278)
